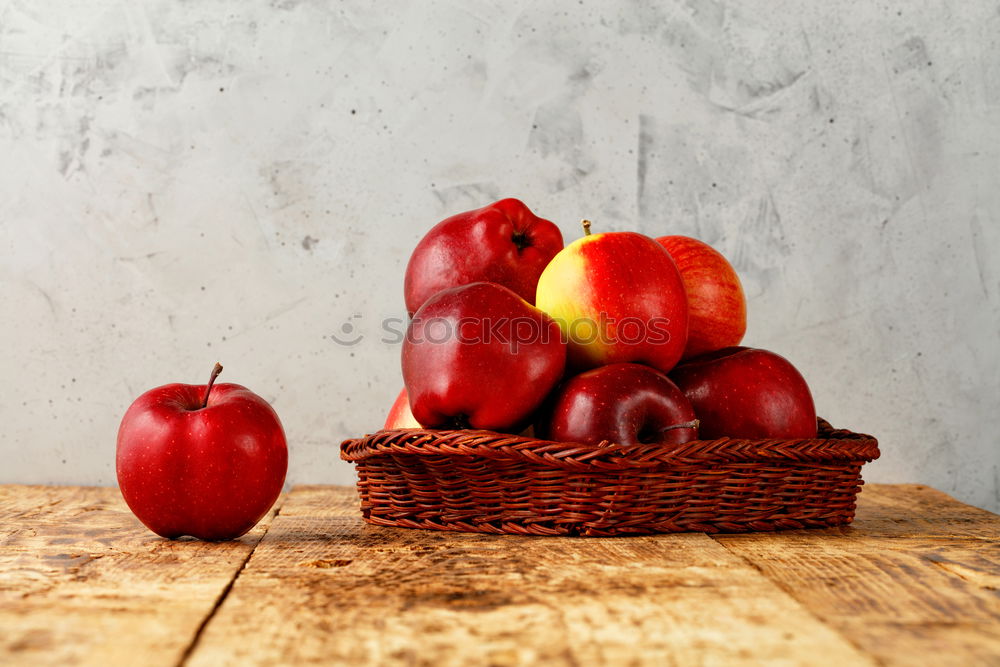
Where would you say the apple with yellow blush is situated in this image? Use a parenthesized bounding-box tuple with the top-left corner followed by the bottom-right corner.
(535, 221, 689, 374)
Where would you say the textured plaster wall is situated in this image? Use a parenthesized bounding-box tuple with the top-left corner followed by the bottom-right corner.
(2, 1, 999, 511)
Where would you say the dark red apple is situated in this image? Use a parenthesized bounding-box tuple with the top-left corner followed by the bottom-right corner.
(404, 198, 563, 316)
(656, 235, 746, 359)
(539, 363, 698, 446)
(670, 347, 817, 439)
(116, 364, 287, 540)
(402, 282, 566, 431)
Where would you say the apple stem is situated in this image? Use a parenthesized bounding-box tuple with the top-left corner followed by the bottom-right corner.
(661, 419, 699, 433)
(201, 362, 223, 409)
(581, 219, 592, 236)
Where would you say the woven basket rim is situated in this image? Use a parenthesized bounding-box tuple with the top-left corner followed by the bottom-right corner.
(340, 418, 879, 471)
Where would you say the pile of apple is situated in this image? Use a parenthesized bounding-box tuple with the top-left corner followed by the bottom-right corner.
(385, 198, 818, 448)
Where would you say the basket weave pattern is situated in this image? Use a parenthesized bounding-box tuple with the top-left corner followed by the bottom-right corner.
(340, 419, 879, 536)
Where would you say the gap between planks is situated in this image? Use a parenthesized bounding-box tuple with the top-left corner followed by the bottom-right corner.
(708, 532, 879, 663)
(709, 485, 1000, 666)
(176, 500, 286, 667)
(0, 486, 285, 666)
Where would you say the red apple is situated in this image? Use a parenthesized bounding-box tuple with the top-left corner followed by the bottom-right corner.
(404, 198, 563, 316)
(656, 235, 746, 359)
(535, 222, 689, 373)
(670, 347, 817, 439)
(402, 282, 566, 430)
(116, 364, 287, 540)
(539, 363, 698, 446)
(384, 387, 420, 429)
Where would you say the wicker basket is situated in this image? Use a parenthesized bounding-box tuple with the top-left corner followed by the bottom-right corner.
(340, 419, 879, 536)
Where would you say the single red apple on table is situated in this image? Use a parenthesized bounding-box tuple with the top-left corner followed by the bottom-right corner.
(403, 282, 566, 431)
(116, 363, 287, 540)
(535, 221, 688, 373)
(670, 347, 817, 439)
(384, 387, 420, 429)
(538, 363, 698, 446)
(655, 235, 746, 359)
(404, 198, 563, 316)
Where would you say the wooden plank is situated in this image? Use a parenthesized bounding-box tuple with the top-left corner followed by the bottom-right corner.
(187, 485, 871, 666)
(0, 485, 279, 666)
(849, 483, 1000, 539)
(715, 484, 1000, 667)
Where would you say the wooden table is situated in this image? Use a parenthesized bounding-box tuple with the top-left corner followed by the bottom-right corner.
(1, 484, 998, 666)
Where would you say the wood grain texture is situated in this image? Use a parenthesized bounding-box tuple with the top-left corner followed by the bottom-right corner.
(187, 485, 870, 667)
(0, 485, 279, 666)
(715, 484, 1000, 666)
(2, 483, 997, 666)
(851, 484, 1000, 539)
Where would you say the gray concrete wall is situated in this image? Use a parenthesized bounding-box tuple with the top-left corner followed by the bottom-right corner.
(2, 1, 998, 511)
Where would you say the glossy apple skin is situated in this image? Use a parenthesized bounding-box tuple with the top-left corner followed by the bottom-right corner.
(404, 198, 563, 316)
(535, 231, 688, 373)
(656, 235, 746, 359)
(539, 363, 698, 446)
(402, 282, 566, 430)
(116, 383, 287, 540)
(670, 347, 818, 439)
(384, 387, 420, 429)
(384, 386, 533, 434)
